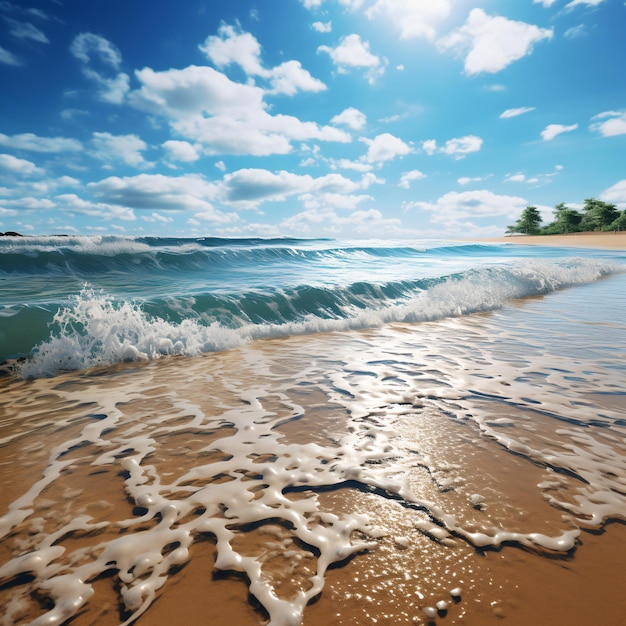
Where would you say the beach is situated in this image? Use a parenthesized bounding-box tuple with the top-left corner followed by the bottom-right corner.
(483, 231, 626, 250)
(1, 237, 625, 625)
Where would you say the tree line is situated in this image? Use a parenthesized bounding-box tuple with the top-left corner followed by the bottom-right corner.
(507, 198, 626, 235)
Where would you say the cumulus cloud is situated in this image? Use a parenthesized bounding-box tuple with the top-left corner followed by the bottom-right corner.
(318, 34, 386, 83)
(360, 133, 411, 163)
(365, 0, 451, 40)
(500, 106, 536, 119)
(87, 174, 236, 223)
(399, 169, 426, 189)
(0, 153, 42, 176)
(90, 132, 151, 168)
(200, 23, 264, 75)
(438, 9, 553, 75)
(70, 33, 130, 103)
(590, 110, 626, 137)
(56, 193, 136, 221)
(422, 135, 483, 159)
(0, 132, 82, 152)
(331, 107, 366, 130)
(163, 140, 202, 162)
(1, 197, 56, 210)
(332, 158, 374, 172)
(540, 123, 578, 140)
(200, 23, 326, 96)
(312, 21, 332, 33)
(129, 65, 348, 156)
(221, 168, 372, 208)
(406, 189, 528, 225)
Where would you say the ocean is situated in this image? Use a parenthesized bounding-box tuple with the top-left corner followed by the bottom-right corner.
(1, 236, 625, 625)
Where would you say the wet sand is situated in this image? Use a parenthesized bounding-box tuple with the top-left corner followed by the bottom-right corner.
(1, 276, 626, 626)
(480, 231, 626, 249)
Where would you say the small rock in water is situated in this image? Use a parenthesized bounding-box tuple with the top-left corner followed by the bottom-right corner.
(450, 587, 462, 599)
(436, 600, 448, 611)
(422, 606, 437, 619)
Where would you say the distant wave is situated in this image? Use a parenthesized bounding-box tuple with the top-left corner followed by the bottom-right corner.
(12, 257, 623, 379)
(0, 236, 503, 277)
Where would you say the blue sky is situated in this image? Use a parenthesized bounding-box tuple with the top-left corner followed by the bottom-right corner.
(0, 0, 624, 239)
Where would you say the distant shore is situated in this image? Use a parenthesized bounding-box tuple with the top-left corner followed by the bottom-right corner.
(477, 231, 626, 250)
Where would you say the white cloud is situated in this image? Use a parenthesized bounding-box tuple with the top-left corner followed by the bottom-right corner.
(457, 176, 484, 185)
(590, 111, 626, 137)
(360, 133, 411, 163)
(318, 34, 386, 83)
(422, 135, 483, 159)
(566, 0, 605, 7)
(365, 0, 451, 40)
(163, 140, 202, 162)
(313, 21, 332, 33)
(440, 135, 483, 158)
(279, 206, 404, 239)
(438, 9, 553, 75)
(70, 33, 130, 103)
(87, 174, 236, 223)
(504, 173, 538, 184)
(70, 33, 122, 68)
(90, 132, 150, 168)
(200, 23, 265, 75)
(406, 189, 528, 225)
(533, 0, 558, 6)
(564, 24, 586, 38)
(129, 65, 348, 156)
(332, 158, 374, 172)
(500, 106, 536, 119)
(56, 193, 136, 221)
(142, 212, 174, 224)
(221, 168, 371, 209)
(1, 197, 56, 210)
(267, 60, 327, 96)
(422, 139, 438, 156)
(600, 179, 626, 206)
(200, 24, 326, 96)
(331, 107, 366, 130)
(0, 132, 82, 153)
(0, 153, 42, 176)
(0, 45, 21, 66)
(300, 192, 372, 211)
(399, 169, 426, 189)
(6, 18, 49, 44)
(540, 123, 578, 141)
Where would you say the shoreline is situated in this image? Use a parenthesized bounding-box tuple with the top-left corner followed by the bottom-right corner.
(476, 231, 626, 250)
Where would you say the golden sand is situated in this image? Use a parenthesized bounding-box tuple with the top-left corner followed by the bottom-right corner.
(480, 231, 626, 249)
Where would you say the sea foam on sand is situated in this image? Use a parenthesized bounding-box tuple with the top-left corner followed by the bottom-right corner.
(1, 274, 626, 625)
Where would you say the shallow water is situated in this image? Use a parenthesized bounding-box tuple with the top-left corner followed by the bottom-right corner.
(1, 272, 625, 625)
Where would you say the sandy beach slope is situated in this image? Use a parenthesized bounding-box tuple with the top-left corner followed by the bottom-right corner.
(479, 231, 626, 249)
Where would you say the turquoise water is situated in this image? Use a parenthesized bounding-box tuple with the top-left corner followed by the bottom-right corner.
(0, 235, 624, 376)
